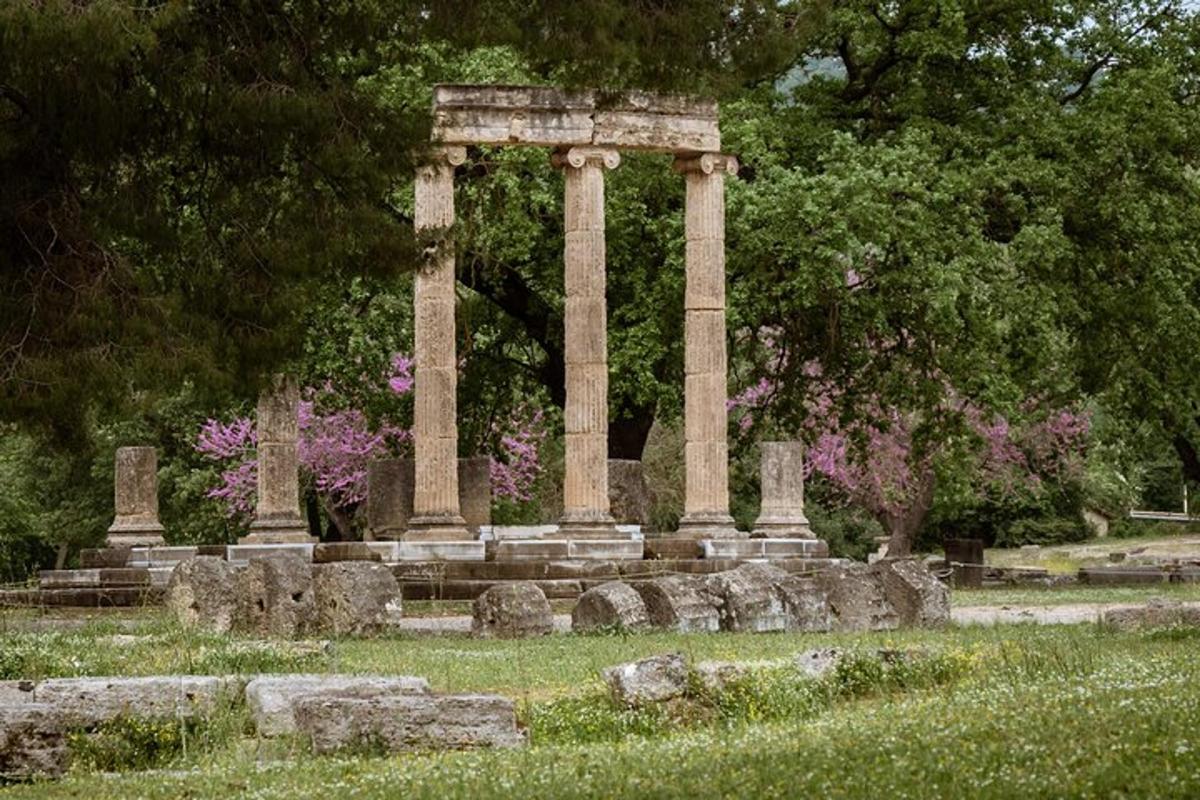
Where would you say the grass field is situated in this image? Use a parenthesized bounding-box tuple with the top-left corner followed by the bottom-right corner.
(3, 603, 1200, 798)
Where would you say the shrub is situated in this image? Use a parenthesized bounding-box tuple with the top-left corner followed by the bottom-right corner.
(996, 516, 1089, 547)
(68, 717, 189, 772)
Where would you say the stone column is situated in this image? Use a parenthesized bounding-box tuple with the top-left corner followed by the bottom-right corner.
(552, 146, 620, 539)
(674, 153, 742, 539)
(752, 441, 813, 538)
(106, 446, 166, 546)
(243, 374, 313, 544)
(408, 145, 471, 541)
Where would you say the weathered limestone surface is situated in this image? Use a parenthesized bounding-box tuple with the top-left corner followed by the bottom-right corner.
(312, 542, 381, 563)
(555, 146, 620, 539)
(692, 661, 753, 693)
(312, 562, 402, 635)
(106, 446, 166, 546)
(409, 145, 471, 541)
(366, 458, 414, 540)
(459, 456, 493, 536)
(704, 563, 790, 633)
(244, 675, 431, 737)
(795, 648, 844, 679)
(166, 556, 243, 633)
(294, 693, 526, 754)
(752, 441, 814, 538)
(33, 676, 234, 726)
(239, 553, 315, 638)
(674, 153, 741, 540)
(632, 575, 720, 633)
(0, 681, 35, 706)
(1103, 600, 1200, 629)
(571, 581, 650, 632)
(602, 652, 689, 707)
(471, 581, 554, 638)
(773, 574, 834, 632)
(608, 459, 655, 526)
(0, 705, 70, 779)
(245, 375, 312, 543)
(432, 84, 720, 153)
(869, 559, 950, 627)
(812, 565, 899, 632)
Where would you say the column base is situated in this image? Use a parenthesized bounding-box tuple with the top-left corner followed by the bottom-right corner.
(405, 513, 474, 542)
(750, 514, 814, 539)
(241, 516, 316, 545)
(105, 523, 167, 548)
(550, 510, 621, 540)
(676, 512, 744, 540)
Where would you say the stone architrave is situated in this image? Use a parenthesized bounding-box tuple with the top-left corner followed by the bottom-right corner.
(752, 441, 814, 538)
(408, 145, 472, 542)
(551, 146, 620, 539)
(106, 447, 166, 546)
(243, 375, 313, 544)
(673, 153, 742, 540)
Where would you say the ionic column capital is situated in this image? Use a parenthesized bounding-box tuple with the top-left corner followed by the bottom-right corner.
(673, 152, 739, 176)
(418, 145, 468, 170)
(552, 146, 621, 171)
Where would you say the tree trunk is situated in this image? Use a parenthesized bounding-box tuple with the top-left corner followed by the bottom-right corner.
(880, 466, 936, 558)
(609, 411, 655, 460)
(321, 496, 356, 541)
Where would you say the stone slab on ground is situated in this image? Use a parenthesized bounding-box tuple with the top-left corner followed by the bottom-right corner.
(602, 653, 689, 707)
(0, 680, 36, 705)
(32, 676, 236, 726)
(631, 575, 720, 633)
(294, 692, 526, 754)
(1102, 600, 1200, 629)
(1079, 567, 1169, 586)
(244, 674, 432, 736)
(472, 581, 554, 638)
(571, 581, 650, 632)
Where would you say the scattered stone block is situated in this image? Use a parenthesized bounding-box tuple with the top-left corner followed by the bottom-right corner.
(244, 674, 431, 736)
(294, 693, 526, 754)
(1080, 567, 1168, 586)
(869, 559, 950, 627)
(602, 653, 689, 707)
(166, 556, 243, 633)
(33, 676, 234, 726)
(704, 563, 790, 632)
(240, 553, 315, 638)
(312, 562, 402, 635)
(313, 542, 381, 563)
(812, 565, 899, 632)
(0, 680, 35, 705)
(571, 581, 650, 632)
(471, 582, 554, 638)
(795, 648, 843, 679)
(1103, 600, 1200, 630)
(772, 574, 833, 632)
(0, 705, 70, 779)
(632, 575, 720, 633)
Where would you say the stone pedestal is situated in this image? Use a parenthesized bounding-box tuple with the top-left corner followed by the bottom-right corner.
(752, 441, 814, 538)
(552, 146, 620, 539)
(106, 447, 166, 547)
(408, 145, 472, 541)
(242, 375, 314, 544)
(674, 153, 742, 540)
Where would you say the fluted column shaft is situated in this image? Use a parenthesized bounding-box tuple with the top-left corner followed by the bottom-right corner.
(675, 153, 742, 539)
(243, 374, 313, 543)
(752, 441, 813, 538)
(553, 146, 620, 538)
(408, 145, 471, 541)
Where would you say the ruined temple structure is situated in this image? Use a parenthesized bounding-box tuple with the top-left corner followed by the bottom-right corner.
(11, 86, 835, 610)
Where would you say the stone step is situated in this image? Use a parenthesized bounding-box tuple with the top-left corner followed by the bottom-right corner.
(126, 546, 201, 567)
(225, 543, 315, 563)
(494, 539, 644, 562)
(1079, 567, 1169, 586)
(701, 538, 830, 560)
(38, 568, 152, 589)
(643, 538, 704, 560)
(367, 541, 486, 562)
(0, 587, 164, 607)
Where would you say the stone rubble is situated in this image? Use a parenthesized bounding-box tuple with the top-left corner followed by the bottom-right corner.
(244, 674, 432, 736)
(312, 561, 402, 636)
(571, 580, 651, 632)
(631, 575, 721, 633)
(603, 652, 689, 707)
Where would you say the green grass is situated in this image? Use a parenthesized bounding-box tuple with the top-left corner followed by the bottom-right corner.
(952, 583, 1200, 607)
(3, 624, 1199, 798)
